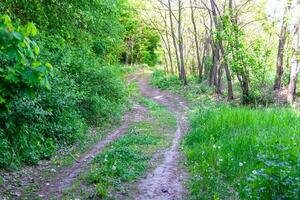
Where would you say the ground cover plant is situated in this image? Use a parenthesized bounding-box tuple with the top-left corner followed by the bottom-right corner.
(183, 105, 299, 199)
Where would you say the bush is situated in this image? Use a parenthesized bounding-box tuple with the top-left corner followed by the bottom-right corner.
(79, 66, 128, 125)
(0, 14, 128, 169)
(184, 105, 300, 199)
(151, 69, 181, 90)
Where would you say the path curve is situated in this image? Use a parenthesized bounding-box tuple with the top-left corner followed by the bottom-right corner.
(38, 103, 148, 199)
(38, 73, 189, 199)
(135, 73, 189, 200)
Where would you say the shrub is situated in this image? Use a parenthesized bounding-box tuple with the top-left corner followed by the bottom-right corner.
(151, 69, 181, 90)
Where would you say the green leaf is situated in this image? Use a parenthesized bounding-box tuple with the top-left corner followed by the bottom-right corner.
(25, 22, 38, 36)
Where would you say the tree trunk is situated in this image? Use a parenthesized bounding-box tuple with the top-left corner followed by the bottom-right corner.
(178, 0, 187, 85)
(274, 0, 292, 90)
(164, 14, 174, 74)
(168, 0, 181, 79)
(287, 58, 299, 103)
(209, 40, 219, 86)
(210, 0, 234, 100)
(287, 14, 300, 103)
(190, 0, 203, 80)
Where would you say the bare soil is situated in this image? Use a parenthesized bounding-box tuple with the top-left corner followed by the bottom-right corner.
(134, 73, 190, 200)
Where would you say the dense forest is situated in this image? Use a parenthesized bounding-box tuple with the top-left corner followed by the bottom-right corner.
(0, 0, 299, 199)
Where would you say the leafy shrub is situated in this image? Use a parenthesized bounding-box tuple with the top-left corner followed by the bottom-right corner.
(184, 105, 300, 199)
(79, 66, 128, 125)
(151, 69, 181, 89)
(0, 15, 52, 111)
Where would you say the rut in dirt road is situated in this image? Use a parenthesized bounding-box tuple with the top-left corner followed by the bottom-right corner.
(135, 74, 189, 200)
(38, 103, 148, 199)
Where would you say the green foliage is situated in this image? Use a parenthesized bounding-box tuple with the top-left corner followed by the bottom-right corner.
(151, 70, 214, 103)
(0, 0, 146, 169)
(219, 14, 273, 104)
(121, 9, 160, 66)
(151, 69, 182, 89)
(79, 66, 128, 125)
(0, 15, 52, 111)
(184, 105, 300, 199)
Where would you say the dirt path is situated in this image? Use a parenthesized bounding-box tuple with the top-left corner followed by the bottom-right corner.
(3, 72, 189, 199)
(38, 103, 149, 199)
(134, 73, 189, 200)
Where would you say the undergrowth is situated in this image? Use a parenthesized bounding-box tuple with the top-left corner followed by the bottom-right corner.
(184, 106, 299, 199)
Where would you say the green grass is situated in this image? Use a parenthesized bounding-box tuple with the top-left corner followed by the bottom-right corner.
(62, 97, 176, 199)
(184, 105, 300, 200)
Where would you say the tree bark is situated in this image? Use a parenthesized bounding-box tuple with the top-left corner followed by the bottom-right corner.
(287, 13, 300, 103)
(287, 58, 300, 103)
(190, 0, 203, 80)
(209, 0, 234, 100)
(274, 0, 292, 90)
(178, 0, 188, 85)
(168, 0, 181, 79)
(164, 14, 174, 74)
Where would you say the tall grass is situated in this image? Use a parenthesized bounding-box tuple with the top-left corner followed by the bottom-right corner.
(184, 106, 299, 199)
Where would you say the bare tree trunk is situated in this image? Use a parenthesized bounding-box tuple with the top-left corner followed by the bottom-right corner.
(209, 0, 234, 100)
(162, 48, 169, 73)
(168, 0, 181, 79)
(274, 0, 292, 90)
(190, 0, 203, 80)
(287, 14, 300, 103)
(287, 59, 300, 103)
(178, 0, 188, 85)
(209, 40, 219, 86)
(164, 14, 174, 74)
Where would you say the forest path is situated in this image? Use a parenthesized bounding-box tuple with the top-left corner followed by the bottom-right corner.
(38, 72, 189, 199)
(134, 73, 190, 200)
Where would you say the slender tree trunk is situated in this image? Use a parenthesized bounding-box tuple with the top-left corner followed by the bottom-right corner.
(168, 0, 181, 79)
(287, 58, 299, 103)
(164, 14, 174, 74)
(274, 0, 291, 90)
(163, 48, 169, 73)
(209, 0, 234, 100)
(178, 0, 187, 85)
(209, 39, 219, 86)
(287, 14, 300, 103)
(190, 0, 203, 80)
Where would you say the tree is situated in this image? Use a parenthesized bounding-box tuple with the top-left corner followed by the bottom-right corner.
(287, 4, 300, 103)
(190, 0, 203, 81)
(178, 0, 188, 85)
(274, 0, 292, 90)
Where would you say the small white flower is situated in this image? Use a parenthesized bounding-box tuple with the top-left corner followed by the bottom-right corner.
(239, 162, 244, 167)
(213, 144, 217, 149)
(104, 158, 108, 162)
(219, 158, 223, 162)
(217, 146, 221, 149)
(112, 165, 116, 171)
(252, 170, 257, 175)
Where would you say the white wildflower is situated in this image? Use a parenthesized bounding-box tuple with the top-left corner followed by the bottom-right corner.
(219, 158, 223, 162)
(239, 162, 244, 167)
(252, 170, 257, 175)
(213, 144, 217, 149)
(112, 165, 116, 171)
